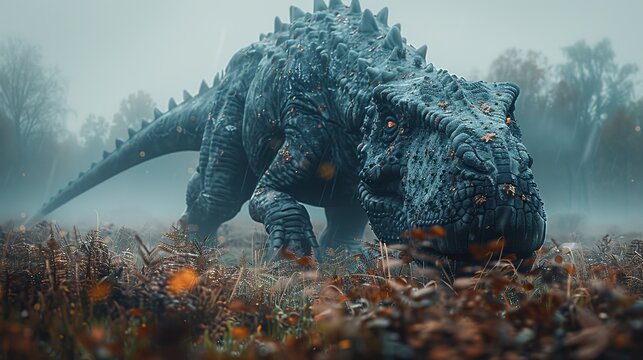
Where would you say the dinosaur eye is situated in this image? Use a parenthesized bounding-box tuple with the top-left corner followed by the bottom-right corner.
(385, 116, 398, 129)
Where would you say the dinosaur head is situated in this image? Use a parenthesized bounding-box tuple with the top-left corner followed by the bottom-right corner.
(358, 71, 546, 258)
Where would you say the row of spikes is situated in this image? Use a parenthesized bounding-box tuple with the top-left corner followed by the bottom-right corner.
(61, 70, 221, 189)
(275, 1, 428, 59)
(289, 0, 387, 24)
(162, 71, 223, 114)
(277, 1, 389, 34)
(94, 71, 224, 167)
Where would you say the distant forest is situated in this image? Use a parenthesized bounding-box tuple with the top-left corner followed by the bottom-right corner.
(486, 40, 642, 228)
(0, 38, 641, 231)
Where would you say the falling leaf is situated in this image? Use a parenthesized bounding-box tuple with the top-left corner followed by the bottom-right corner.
(89, 325, 105, 342)
(338, 339, 351, 350)
(317, 162, 336, 180)
(167, 268, 198, 295)
(90, 282, 112, 302)
(231, 326, 250, 340)
(481, 132, 497, 143)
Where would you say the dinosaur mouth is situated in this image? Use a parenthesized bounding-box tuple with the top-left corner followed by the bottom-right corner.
(358, 164, 407, 243)
(361, 178, 402, 198)
(358, 164, 405, 211)
(358, 167, 404, 226)
(358, 181, 403, 214)
(410, 206, 546, 258)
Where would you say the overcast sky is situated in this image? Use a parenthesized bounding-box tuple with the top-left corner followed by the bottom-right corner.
(1, 0, 642, 133)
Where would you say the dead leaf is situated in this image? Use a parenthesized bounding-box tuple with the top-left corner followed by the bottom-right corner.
(167, 268, 198, 295)
(231, 326, 250, 340)
(89, 281, 111, 302)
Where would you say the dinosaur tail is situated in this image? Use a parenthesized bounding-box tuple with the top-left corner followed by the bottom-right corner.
(28, 78, 222, 225)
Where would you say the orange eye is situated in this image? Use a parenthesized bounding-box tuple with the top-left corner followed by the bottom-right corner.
(387, 120, 397, 128)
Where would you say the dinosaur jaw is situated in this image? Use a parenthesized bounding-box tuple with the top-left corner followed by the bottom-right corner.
(407, 167, 547, 258)
(357, 181, 406, 243)
(411, 207, 546, 259)
(358, 156, 546, 258)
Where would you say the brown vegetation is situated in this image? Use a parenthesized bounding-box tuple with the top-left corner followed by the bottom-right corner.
(0, 222, 641, 359)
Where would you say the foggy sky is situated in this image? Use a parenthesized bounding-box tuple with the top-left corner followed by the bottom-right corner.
(2, 0, 642, 133)
(1, 0, 642, 233)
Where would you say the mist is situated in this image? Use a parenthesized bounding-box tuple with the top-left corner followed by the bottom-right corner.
(1, 0, 642, 240)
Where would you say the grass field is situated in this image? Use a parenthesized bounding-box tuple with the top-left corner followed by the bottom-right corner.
(0, 221, 641, 359)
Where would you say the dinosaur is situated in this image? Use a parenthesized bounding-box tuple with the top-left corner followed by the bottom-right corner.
(32, 0, 546, 259)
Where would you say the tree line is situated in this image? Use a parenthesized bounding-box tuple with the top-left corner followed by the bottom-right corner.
(0, 39, 192, 218)
(486, 40, 642, 220)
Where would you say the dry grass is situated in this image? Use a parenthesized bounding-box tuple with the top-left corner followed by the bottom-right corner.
(0, 221, 641, 359)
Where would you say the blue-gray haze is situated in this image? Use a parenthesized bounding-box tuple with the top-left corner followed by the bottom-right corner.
(1, 0, 641, 235)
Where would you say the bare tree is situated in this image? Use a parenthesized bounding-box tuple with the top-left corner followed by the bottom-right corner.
(0, 108, 17, 180)
(80, 113, 109, 147)
(108, 90, 155, 144)
(549, 39, 638, 211)
(0, 39, 67, 150)
(487, 48, 551, 153)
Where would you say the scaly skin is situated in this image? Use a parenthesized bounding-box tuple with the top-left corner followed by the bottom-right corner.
(33, 0, 546, 259)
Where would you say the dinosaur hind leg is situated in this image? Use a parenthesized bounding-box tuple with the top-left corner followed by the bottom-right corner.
(318, 202, 369, 256)
(181, 105, 258, 240)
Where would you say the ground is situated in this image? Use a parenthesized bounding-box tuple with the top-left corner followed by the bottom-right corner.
(0, 220, 642, 359)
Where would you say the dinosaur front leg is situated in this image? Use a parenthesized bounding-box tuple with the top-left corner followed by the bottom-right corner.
(319, 202, 368, 254)
(249, 127, 326, 255)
